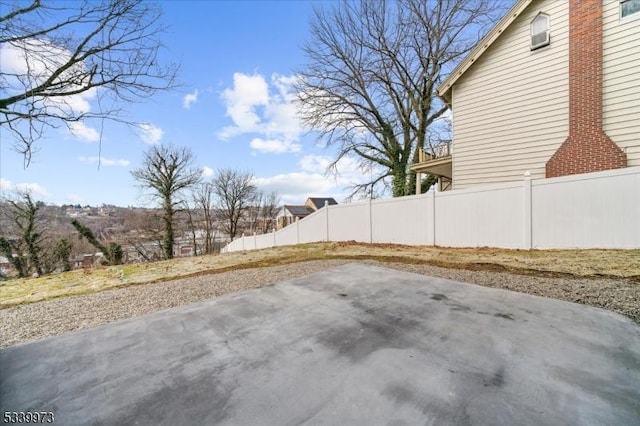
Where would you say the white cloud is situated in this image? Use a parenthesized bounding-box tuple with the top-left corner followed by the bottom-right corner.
(218, 72, 304, 153)
(182, 89, 199, 109)
(78, 156, 130, 167)
(0, 178, 51, 198)
(219, 73, 269, 138)
(299, 155, 366, 183)
(254, 172, 335, 203)
(15, 183, 50, 197)
(69, 122, 100, 142)
(0, 178, 12, 192)
(202, 166, 214, 177)
(250, 138, 301, 154)
(299, 155, 332, 174)
(139, 123, 163, 145)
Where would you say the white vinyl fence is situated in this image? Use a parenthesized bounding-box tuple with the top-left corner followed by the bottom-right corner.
(224, 167, 640, 252)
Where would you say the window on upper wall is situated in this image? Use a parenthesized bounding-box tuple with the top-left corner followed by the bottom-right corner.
(530, 13, 550, 50)
(621, 0, 640, 18)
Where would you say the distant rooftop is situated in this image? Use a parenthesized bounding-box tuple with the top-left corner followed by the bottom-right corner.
(284, 205, 314, 216)
(306, 197, 338, 210)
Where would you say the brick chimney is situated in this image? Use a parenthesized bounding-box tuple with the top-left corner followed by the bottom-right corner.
(545, 0, 626, 178)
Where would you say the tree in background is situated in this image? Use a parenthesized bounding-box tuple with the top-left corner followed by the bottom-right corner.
(260, 191, 281, 234)
(212, 169, 257, 241)
(53, 237, 73, 272)
(0, 0, 179, 166)
(193, 181, 217, 255)
(131, 144, 202, 259)
(0, 191, 44, 276)
(0, 236, 26, 277)
(246, 190, 280, 234)
(71, 219, 123, 265)
(295, 0, 501, 197)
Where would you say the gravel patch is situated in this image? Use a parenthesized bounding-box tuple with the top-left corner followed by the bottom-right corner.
(1, 260, 638, 348)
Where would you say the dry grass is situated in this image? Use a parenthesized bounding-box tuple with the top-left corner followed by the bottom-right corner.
(1, 242, 639, 308)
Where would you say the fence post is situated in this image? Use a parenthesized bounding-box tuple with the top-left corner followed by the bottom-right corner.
(272, 228, 276, 247)
(368, 197, 373, 243)
(325, 200, 330, 241)
(241, 233, 245, 251)
(296, 217, 300, 244)
(523, 171, 532, 249)
(431, 186, 437, 246)
(254, 232, 257, 250)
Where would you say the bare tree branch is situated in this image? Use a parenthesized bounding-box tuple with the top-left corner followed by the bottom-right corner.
(0, 0, 179, 165)
(295, 0, 503, 197)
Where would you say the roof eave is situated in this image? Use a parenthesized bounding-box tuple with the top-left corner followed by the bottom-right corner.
(437, 0, 534, 103)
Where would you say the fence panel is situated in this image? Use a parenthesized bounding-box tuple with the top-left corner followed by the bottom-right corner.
(222, 167, 640, 252)
(531, 168, 640, 248)
(298, 211, 327, 243)
(225, 239, 243, 252)
(435, 183, 524, 248)
(327, 202, 370, 242)
(371, 194, 430, 245)
(255, 233, 273, 250)
(276, 224, 298, 246)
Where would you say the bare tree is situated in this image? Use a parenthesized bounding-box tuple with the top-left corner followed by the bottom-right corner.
(212, 169, 257, 241)
(192, 181, 217, 255)
(260, 191, 281, 234)
(131, 144, 202, 259)
(296, 0, 501, 197)
(246, 190, 263, 234)
(0, 0, 179, 166)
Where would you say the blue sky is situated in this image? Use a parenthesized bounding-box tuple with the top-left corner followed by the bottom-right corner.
(1, 0, 366, 207)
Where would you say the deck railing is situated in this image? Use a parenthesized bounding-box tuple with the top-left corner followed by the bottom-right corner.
(418, 141, 451, 162)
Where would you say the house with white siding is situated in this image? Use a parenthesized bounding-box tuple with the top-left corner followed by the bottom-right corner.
(413, 0, 640, 192)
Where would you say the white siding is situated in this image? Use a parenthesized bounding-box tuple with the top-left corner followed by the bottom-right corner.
(451, 0, 569, 189)
(603, 0, 640, 167)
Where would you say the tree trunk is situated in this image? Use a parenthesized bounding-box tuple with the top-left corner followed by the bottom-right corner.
(163, 197, 174, 259)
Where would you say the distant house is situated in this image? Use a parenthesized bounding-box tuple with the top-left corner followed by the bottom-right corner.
(278, 205, 314, 228)
(277, 197, 339, 229)
(412, 0, 639, 193)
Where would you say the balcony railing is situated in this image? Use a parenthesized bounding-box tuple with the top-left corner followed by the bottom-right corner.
(418, 141, 452, 163)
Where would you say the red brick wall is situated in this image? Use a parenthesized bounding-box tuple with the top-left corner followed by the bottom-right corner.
(546, 0, 626, 178)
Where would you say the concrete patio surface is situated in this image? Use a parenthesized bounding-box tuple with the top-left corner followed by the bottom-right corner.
(1, 263, 639, 425)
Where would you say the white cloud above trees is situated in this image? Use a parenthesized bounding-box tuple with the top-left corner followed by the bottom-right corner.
(182, 89, 199, 109)
(78, 156, 130, 167)
(0, 178, 50, 198)
(219, 72, 303, 155)
(139, 123, 163, 145)
(250, 138, 301, 154)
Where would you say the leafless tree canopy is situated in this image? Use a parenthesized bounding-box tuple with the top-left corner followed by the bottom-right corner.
(212, 169, 257, 241)
(296, 0, 501, 197)
(0, 0, 179, 165)
(131, 144, 202, 259)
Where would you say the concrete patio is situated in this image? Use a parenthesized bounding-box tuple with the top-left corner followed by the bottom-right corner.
(1, 263, 639, 425)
